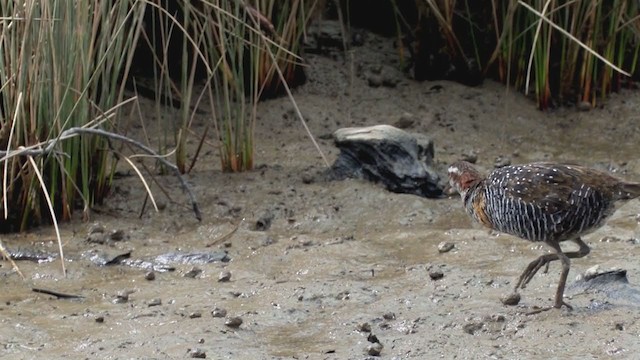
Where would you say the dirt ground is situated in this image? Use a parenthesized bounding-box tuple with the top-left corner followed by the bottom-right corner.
(3, 29, 640, 360)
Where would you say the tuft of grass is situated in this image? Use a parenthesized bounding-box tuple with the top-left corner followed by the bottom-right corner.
(0, 0, 146, 231)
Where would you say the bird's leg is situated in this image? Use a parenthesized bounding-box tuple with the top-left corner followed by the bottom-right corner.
(532, 241, 574, 311)
(515, 237, 591, 290)
(515, 253, 559, 290)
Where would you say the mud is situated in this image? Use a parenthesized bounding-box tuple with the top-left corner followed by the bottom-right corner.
(2, 31, 640, 359)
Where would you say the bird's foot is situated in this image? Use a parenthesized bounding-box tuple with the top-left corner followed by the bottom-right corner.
(525, 300, 573, 315)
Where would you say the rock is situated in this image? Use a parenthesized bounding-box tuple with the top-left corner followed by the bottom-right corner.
(189, 348, 207, 358)
(577, 101, 592, 111)
(382, 312, 396, 320)
(438, 241, 454, 253)
(366, 342, 383, 356)
(357, 322, 372, 332)
(144, 271, 156, 281)
(225, 316, 243, 328)
(189, 312, 202, 319)
(367, 74, 383, 87)
(501, 292, 521, 306)
(463, 321, 484, 335)
(212, 307, 227, 318)
(218, 270, 232, 282)
(394, 112, 418, 129)
(566, 265, 640, 305)
(147, 298, 162, 307)
(329, 125, 443, 198)
(109, 229, 126, 241)
(429, 270, 444, 280)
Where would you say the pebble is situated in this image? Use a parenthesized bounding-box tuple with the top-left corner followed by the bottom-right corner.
(95, 316, 105, 323)
(366, 342, 383, 356)
(394, 112, 418, 129)
(577, 101, 592, 111)
(189, 348, 206, 358)
(501, 292, 521, 306)
(113, 290, 133, 304)
(109, 229, 126, 241)
(144, 271, 156, 281)
(218, 270, 232, 282)
(224, 316, 243, 328)
(88, 224, 106, 234)
(429, 270, 444, 280)
(463, 321, 484, 335)
(189, 312, 202, 319)
(382, 312, 395, 320)
(357, 322, 372, 332)
(494, 156, 511, 168)
(212, 307, 227, 318)
(147, 298, 162, 307)
(437, 241, 455, 253)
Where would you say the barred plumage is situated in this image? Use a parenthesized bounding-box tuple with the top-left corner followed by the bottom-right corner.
(448, 161, 640, 311)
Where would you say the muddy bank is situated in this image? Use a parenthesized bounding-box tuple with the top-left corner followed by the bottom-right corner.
(2, 30, 640, 359)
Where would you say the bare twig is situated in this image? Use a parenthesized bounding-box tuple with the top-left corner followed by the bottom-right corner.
(0, 127, 202, 221)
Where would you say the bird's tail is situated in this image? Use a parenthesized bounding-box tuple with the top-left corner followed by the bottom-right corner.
(619, 182, 640, 199)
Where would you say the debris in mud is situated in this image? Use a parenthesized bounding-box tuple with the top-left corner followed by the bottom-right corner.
(501, 292, 521, 306)
(183, 267, 203, 278)
(328, 125, 444, 198)
(437, 241, 455, 253)
(32, 287, 84, 300)
(224, 316, 243, 328)
(218, 270, 232, 282)
(566, 265, 640, 305)
(86, 224, 127, 244)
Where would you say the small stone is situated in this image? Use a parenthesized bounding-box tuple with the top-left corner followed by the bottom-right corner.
(429, 270, 444, 280)
(147, 298, 162, 307)
(461, 151, 478, 164)
(394, 112, 417, 129)
(367, 74, 382, 87)
(109, 229, 126, 241)
(218, 270, 232, 282)
(463, 321, 484, 335)
(501, 292, 521, 306)
(577, 101, 592, 111)
(494, 156, 511, 168)
(366, 342, 383, 356)
(438, 241, 455, 253)
(614, 322, 624, 331)
(212, 307, 227, 318)
(113, 290, 133, 304)
(189, 312, 202, 319)
(144, 271, 156, 281)
(88, 224, 106, 234)
(225, 316, 243, 328)
(189, 348, 206, 358)
(382, 312, 395, 320)
(95, 316, 105, 323)
(357, 322, 372, 332)
(86, 232, 107, 244)
(183, 267, 202, 278)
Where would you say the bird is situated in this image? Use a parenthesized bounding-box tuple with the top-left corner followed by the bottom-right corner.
(447, 160, 640, 311)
